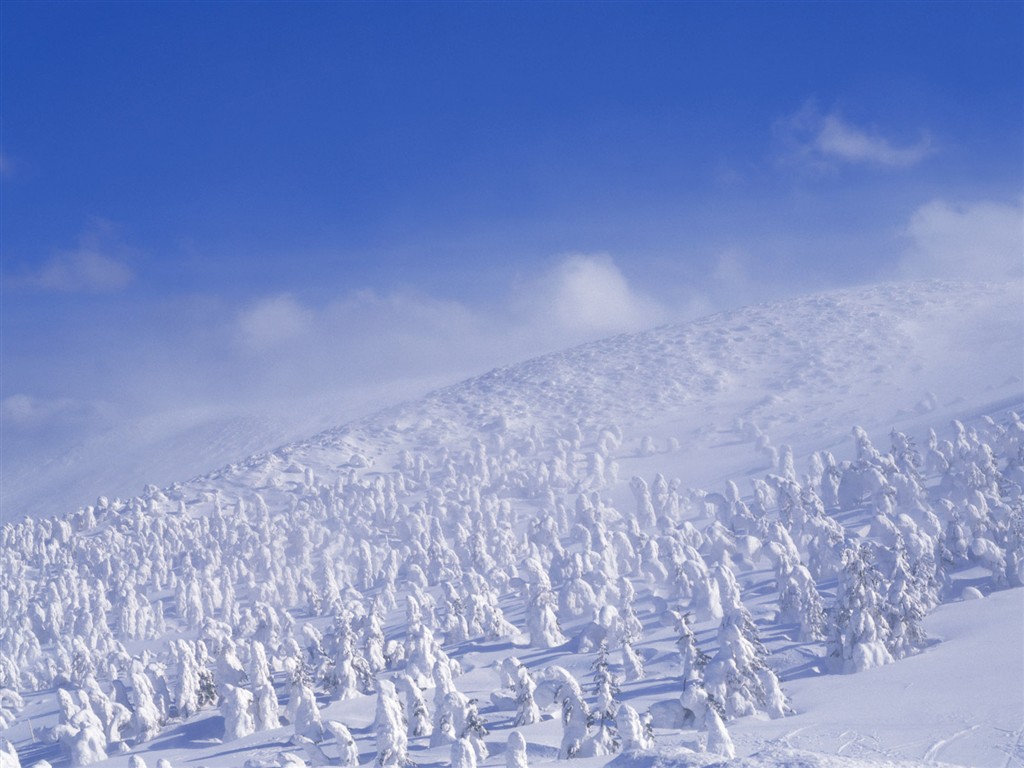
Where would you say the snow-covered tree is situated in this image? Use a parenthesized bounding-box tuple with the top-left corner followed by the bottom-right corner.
(588, 642, 620, 756)
(525, 587, 567, 649)
(450, 694, 488, 763)
(621, 639, 645, 682)
(286, 662, 324, 743)
(883, 548, 929, 659)
(249, 641, 281, 731)
(0, 738, 20, 768)
(325, 720, 359, 768)
(828, 545, 894, 674)
(505, 730, 529, 768)
(777, 559, 825, 641)
(451, 737, 477, 768)
(616, 704, 653, 751)
(395, 673, 432, 738)
(704, 611, 787, 719)
(0, 689, 24, 731)
(548, 667, 590, 759)
(512, 665, 540, 726)
(673, 611, 708, 684)
(221, 684, 255, 741)
(375, 679, 409, 767)
(703, 707, 735, 758)
(172, 640, 202, 719)
(128, 664, 163, 743)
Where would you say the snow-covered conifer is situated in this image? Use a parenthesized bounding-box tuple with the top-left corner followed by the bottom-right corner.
(405, 607, 456, 687)
(703, 706, 735, 758)
(172, 641, 202, 719)
(681, 559, 723, 623)
(395, 673, 432, 737)
(777, 559, 825, 641)
(0, 689, 24, 731)
(512, 665, 540, 726)
(588, 642, 619, 756)
(525, 588, 567, 649)
(216, 641, 248, 694)
(249, 641, 280, 732)
(221, 684, 255, 741)
(333, 616, 371, 699)
(375, 679, 409, 767)
(363, 606, 388, 674)
(286, 662, 324, 743)
(50, 705, 109, 768)
(673, 612, 708, 683)
(704, 610, 787, 719)
(451, 737, 477, 768)
(126, 663, 162, 749)
(450, 694, 488, 762)
(621, 640, 644, 682)
(828, 546, 894, 674)
(616, 704, 653, 751)
(431, 660, 465, 747)
(884, 549, 929, 659)
(630, 477, 657, 529)
(295, 734, 333, 766)
(0, 738, 19, 768)
(548, 668, 590, 759)
(506, 730, 529, 768)
(325, 720, 359, 768)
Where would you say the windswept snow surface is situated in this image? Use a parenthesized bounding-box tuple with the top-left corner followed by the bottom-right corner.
(1, 377, 449, 520)
(2, 279, 1022, 768)
(203, 279, 1022, 504)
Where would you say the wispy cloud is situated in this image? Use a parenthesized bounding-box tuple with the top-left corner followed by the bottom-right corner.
(776, 102, 933, 171)
(24, 220, 135, 292)
(518, 254, 669, 338)
(897, 198, 1023, 280)
(0, 393, 106, 432)
(237, 293, 314, 351)
(227, 254, 671, 391)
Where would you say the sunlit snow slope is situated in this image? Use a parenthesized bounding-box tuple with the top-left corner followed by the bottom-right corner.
(205, 279, 1022, 502)
(2, 279, 1022, 768)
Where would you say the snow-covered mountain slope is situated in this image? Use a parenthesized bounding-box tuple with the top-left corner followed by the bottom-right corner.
(1, 377, 448, 520)
(1, 279, 1022, 768)
(203, 279, 1022, 503)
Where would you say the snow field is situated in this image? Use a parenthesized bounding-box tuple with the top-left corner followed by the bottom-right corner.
(1, 280, 1022, 768)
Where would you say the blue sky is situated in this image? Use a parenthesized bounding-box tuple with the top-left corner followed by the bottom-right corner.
(2, 1, 1022, 482)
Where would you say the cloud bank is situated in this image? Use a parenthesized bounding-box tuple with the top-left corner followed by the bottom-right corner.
(226, 254, 671, 397)
(898, 198, 1023, 280)
(24, 220, 135, 292)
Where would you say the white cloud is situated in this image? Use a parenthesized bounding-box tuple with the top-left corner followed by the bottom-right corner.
(520, 254, 668, 338)
(237, 293, 314, 351)
(0, 393, 98, 429)
(226, 254, 671, 398)
(27, 220, 134, 292)
(34, 250, 133, 292)
(776, 102, 932, 171)
(898, 198, 1024, 280)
